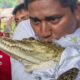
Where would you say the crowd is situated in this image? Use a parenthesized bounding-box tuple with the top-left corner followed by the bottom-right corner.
(0, 0, 80, 80)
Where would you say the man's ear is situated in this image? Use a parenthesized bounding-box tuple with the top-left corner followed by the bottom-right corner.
(75, 4, 80, 21)
(73, 4, 80, 28)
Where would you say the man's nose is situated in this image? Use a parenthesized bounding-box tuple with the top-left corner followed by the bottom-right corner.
(40, 21, 52, 38)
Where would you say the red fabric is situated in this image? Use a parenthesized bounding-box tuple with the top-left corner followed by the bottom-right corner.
(0, 32, 3, 36)
(0, 51, 12, 80)
(77, 4, 80, 11)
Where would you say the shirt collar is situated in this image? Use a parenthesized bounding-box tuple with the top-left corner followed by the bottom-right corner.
(55, 28, 80, 48)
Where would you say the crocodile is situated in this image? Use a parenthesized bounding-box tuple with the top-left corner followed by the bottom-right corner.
(0, 37, 79, 80)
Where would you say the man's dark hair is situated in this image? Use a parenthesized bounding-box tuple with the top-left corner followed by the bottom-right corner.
(24, 0, 77, 12)
(13, 3, 28, 15)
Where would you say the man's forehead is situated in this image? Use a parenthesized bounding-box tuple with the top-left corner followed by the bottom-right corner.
(28, 0, 58, 3)
(28, 0, 69, 15)
(28, 0, 73, 21)
(28, 0, 64, 11)
(28, 0, 61, 9)
(28, 0, 59, 4)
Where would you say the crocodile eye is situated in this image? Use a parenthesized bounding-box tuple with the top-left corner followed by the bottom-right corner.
(29, 37, 35, 40)
(22, 37, 35, 41)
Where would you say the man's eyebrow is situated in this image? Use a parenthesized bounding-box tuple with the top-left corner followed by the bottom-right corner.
(29, 16, 41, 21)
(45, 15, 62, 20)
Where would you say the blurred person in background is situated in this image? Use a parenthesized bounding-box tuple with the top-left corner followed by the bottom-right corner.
(12, 1, 36, 40)
(12, 3, 34, 40)
(13, 3, 29, 26)
(0, 3, 29, 38)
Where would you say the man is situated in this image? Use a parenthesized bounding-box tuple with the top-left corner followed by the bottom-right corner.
(13, 0, 80, 40)
(27, 0, 78, 42)
(11, 0, 80, 80)
(13, 3, 29, 25)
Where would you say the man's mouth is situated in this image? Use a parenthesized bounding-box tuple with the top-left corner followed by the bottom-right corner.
(36, 36, 57, 43)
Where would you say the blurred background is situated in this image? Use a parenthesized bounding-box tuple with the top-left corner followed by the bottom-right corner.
(0, 0, 23, 37)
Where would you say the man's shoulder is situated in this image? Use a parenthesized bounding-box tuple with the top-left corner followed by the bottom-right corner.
(16, 19, 31, 30)
(18, 19, 30, 26)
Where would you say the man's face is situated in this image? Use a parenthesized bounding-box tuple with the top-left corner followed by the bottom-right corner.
(15, 10, 29, 25)
(28, 0, 78, 42)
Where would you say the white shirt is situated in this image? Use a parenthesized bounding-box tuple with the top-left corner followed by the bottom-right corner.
(55, 28, 80, 48)
(12, 19, 36, 40)
(12, 20, 80, 80)
(11, 58, 34, 80)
